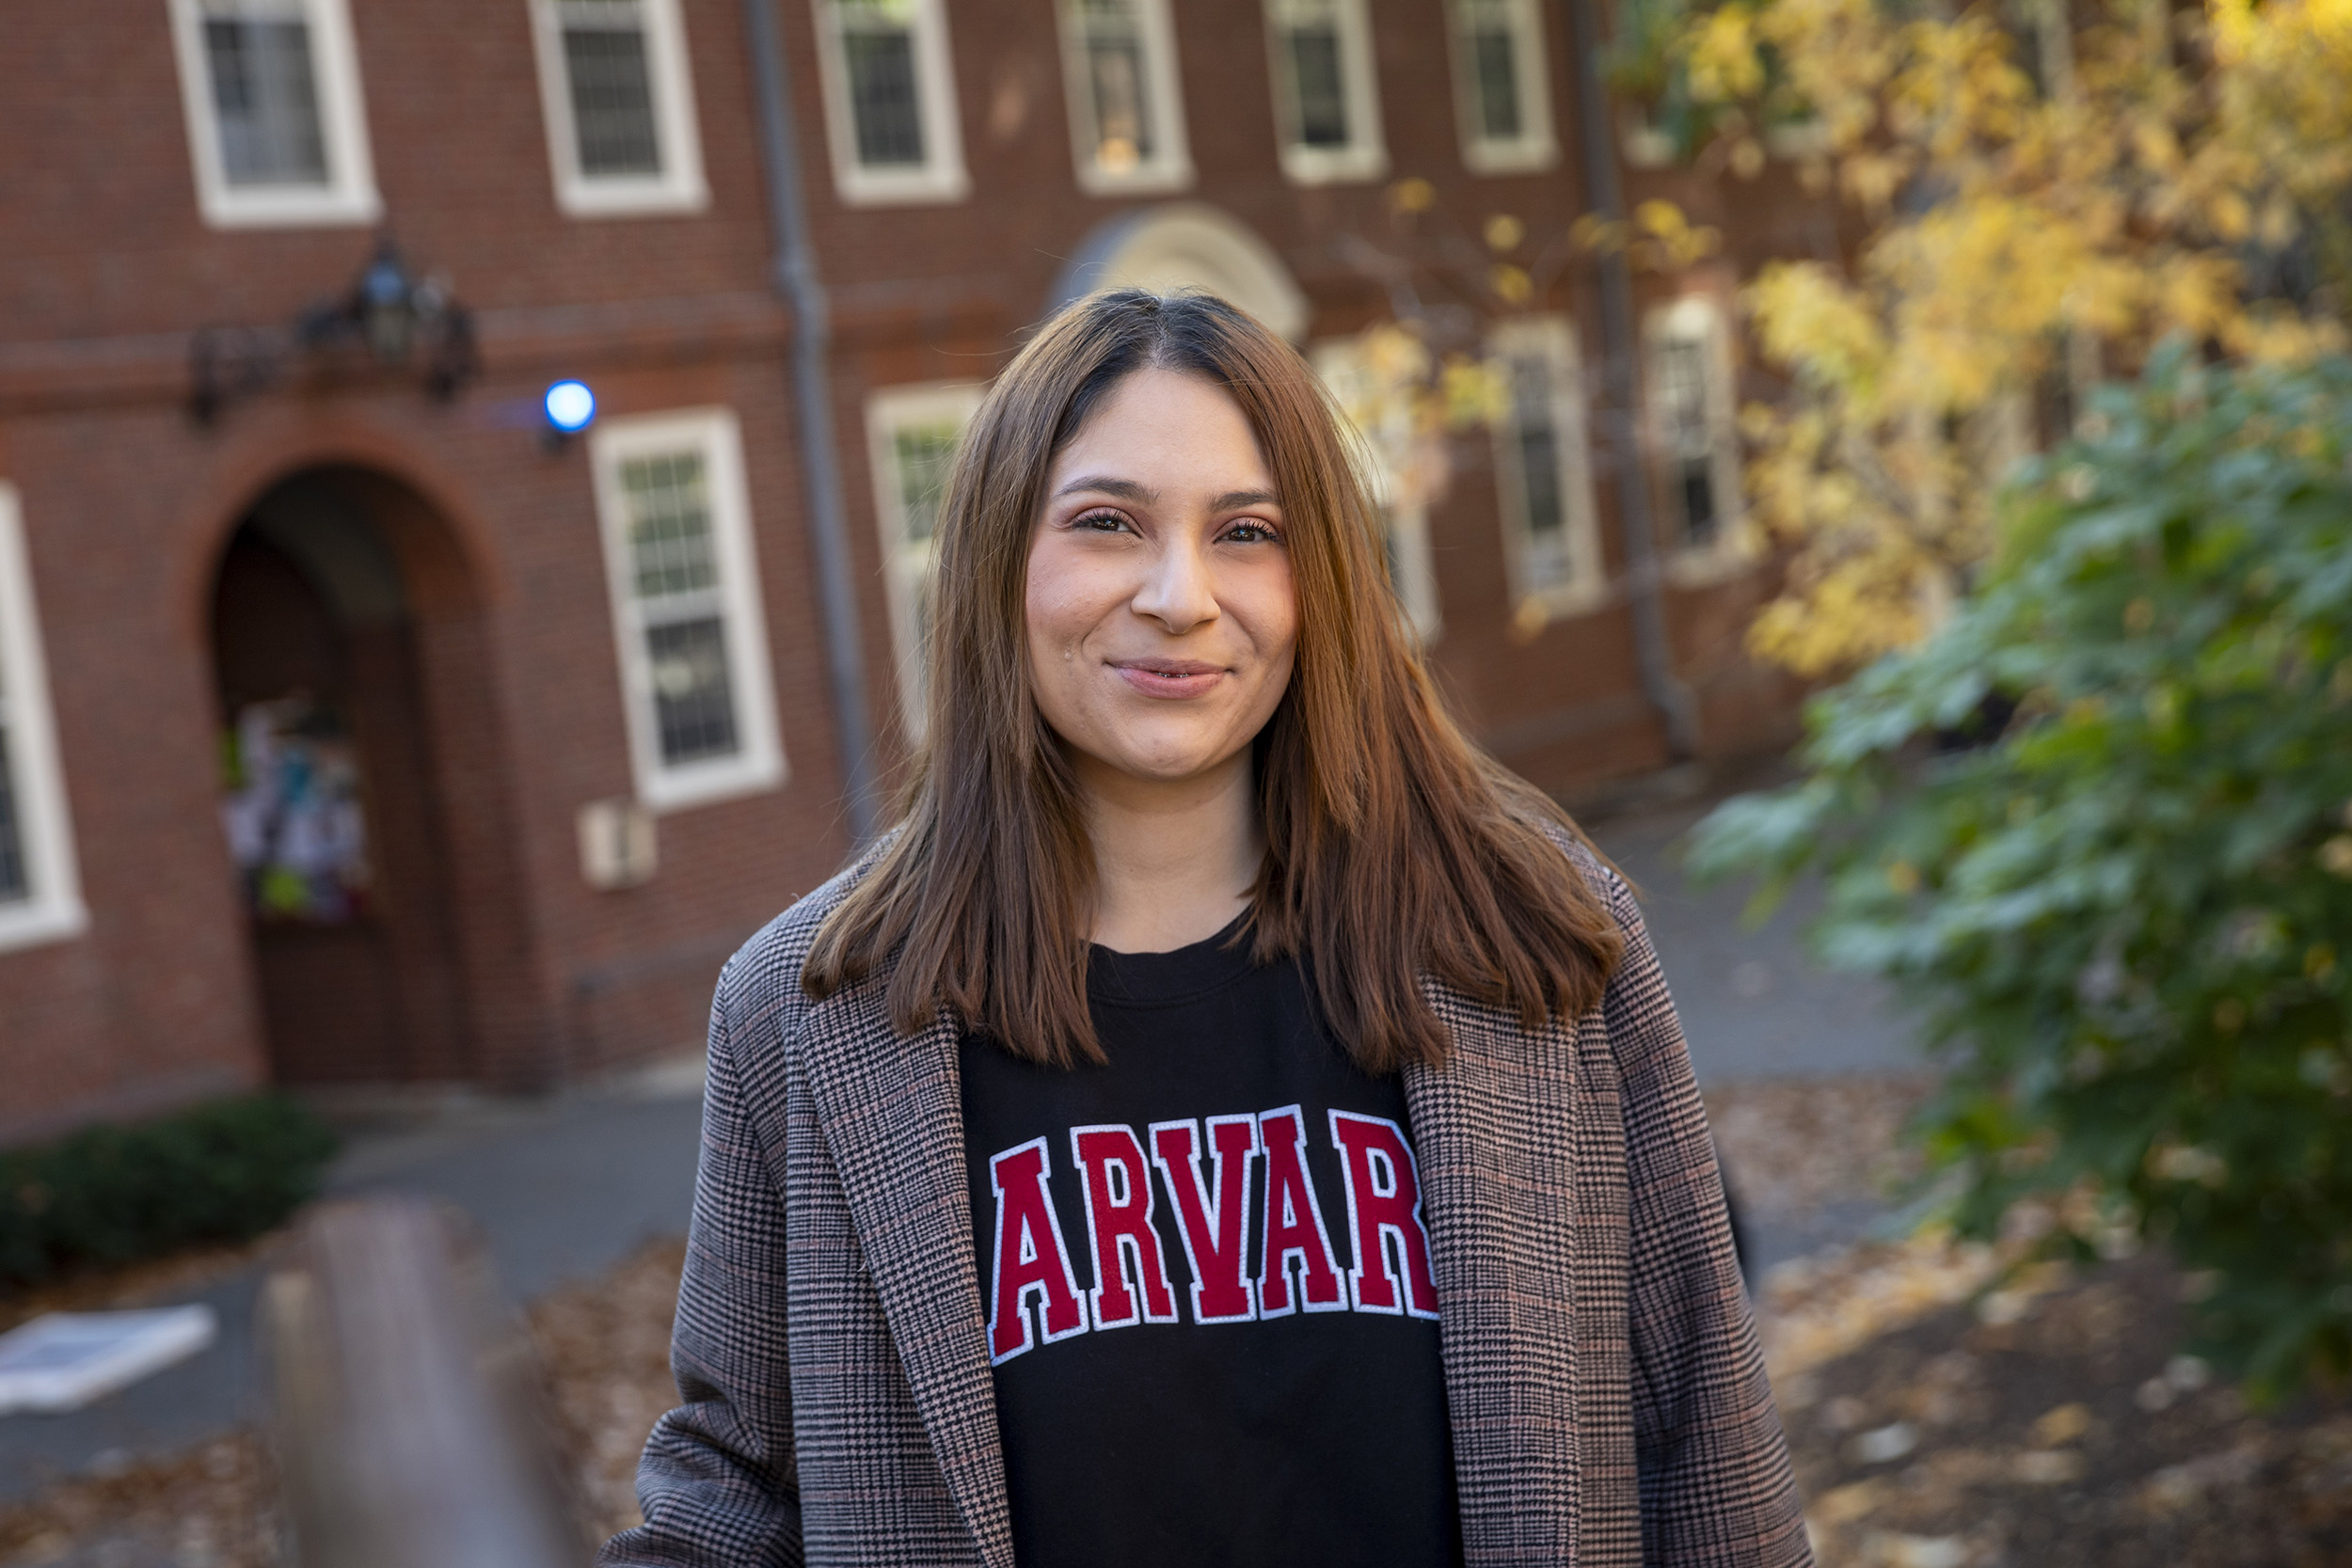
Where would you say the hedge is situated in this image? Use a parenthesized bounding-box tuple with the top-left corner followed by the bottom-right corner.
(0, 1094, 340, 1287)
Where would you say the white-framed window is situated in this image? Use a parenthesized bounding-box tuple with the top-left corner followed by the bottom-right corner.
(811, 0, 969, 206)
(1311, 341, 1441, 642)
(0, 484, 87, 955)
(1057, 0, 1193, 195)
(528, 0, 709, 216)
(1490, 317, 1602, 612)
(589, 409, 787, 813)
(167, 0, 381, 229)
(1263, 0, 1387, 185)
(865, 382, 985, 739)
(1447, 0, 1557, 174)
(1645, 295, 1748, 579)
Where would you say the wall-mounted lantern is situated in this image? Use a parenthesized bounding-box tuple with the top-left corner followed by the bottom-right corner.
(190, 236, 479, 425)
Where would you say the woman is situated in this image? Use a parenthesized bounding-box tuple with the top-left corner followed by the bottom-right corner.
(603, 292, 1808, 1568)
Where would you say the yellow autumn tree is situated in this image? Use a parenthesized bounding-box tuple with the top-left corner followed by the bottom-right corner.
(1677, 0, 2352, 675)
(1327, 182, 1720, 540)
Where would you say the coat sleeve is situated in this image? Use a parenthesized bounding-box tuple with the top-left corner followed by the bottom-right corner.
(598, 954, 806, 1568)
(1596, 865, 1813, 1568)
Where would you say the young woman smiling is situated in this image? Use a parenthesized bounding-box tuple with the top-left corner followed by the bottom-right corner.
(602, 293, 1810, 1568)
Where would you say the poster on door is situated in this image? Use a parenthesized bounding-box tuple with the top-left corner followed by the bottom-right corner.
(217, 697, 373, 925)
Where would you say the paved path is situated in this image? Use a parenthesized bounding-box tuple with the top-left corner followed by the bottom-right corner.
(1588, 799, 1921, 1085)
(1, 791, 1928, 1498)
(0, 1071, 707, 1503)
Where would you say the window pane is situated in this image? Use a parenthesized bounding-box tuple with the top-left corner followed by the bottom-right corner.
(644, 616, 740, 764)
(841, 22, 927, 166)
(1518, 423, 1565, 540)
(562, 12, 663, 177)
(1087, 36, 1153, 166)
(620, 453, 721, 601)
(1659, 338, 1709, 451)
(1656, 336, 1721, 546)
(1512, 358, 1564, 541)
(204, 18, 329, 186)
(1678, 461, 1719, 547)
(1287, 26, 1349, 148)
(0, 723, 26, 904)
(893, 424, 961, 544)
(1470, 28, 1521, 140)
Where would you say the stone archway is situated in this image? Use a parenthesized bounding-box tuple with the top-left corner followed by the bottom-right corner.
(207, 466, 526, 1086)
(1050, 202, 1311, 341)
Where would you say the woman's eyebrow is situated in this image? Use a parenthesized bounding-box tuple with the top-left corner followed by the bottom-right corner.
(1054, 475, 1157, 503)
(1207, 487, 1279, 512)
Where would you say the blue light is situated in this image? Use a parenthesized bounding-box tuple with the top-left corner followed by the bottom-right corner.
(544, 380, 596, 433)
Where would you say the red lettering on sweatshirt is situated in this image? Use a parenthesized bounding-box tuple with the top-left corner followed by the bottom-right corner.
(1071, 1124, 1181, 1330)
(1148, 1115, 1260, 1323)
(1254, 1105, 1345, 1317)
(986, 1136, 1089, 1364)
(1327, 1110, 1440, 1319)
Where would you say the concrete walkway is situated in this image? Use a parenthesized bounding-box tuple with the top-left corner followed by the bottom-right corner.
(1594, 797, 1919, 1085)
(0, 790, 1928, 1501)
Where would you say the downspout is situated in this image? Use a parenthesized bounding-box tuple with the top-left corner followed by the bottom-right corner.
(1562, 0, 1703, 761)
(742, 0, 883, 842)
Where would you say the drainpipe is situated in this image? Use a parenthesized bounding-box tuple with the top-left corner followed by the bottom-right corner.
(742, 0, 883, 843)
(1563, 0, 1703, 762)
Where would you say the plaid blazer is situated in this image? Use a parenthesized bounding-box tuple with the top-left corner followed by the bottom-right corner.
(601, 844, 1810, 1568)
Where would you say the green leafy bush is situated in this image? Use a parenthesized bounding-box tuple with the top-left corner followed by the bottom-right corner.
(0, 1094, 339, 1287)
(1690, 345, 2352, 1394)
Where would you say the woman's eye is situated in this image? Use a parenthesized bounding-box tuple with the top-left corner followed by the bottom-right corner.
(1224, 519, 1279, 545)
(1073, 509, 1129, 533)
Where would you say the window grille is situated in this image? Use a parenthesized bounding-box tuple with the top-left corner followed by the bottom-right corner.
(837, 2, 927, 166)
(1489, 322, 1600, 610)
(558, 1, 663, 177)
(1072, 0, 1153, 167)
(1264, 0, 1384, 182)
(172, 0, 378, 226)
(815, 0, 965, 203)
(201, 7, 328, 186)
(1283, 14, 1349, 147)
(1655, 336, 1721, 549)
(590, 414, 782, 809)
(1512, 356, 1566, 548)
(618, 452, 741, 767)
(867, 386, 984, 738)
(1462, 3, 1522, 139)
(1446, 0, 1555, 172)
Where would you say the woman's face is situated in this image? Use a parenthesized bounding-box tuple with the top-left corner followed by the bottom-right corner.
(1025, 368, 1298, 797)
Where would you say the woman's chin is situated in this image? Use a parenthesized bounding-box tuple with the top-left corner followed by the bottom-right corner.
(1073, 736, 1251, 793)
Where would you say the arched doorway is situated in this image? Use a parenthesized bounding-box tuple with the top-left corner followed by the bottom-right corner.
(208, 467, 489, 1085)
(1050, 202, 1311, 341)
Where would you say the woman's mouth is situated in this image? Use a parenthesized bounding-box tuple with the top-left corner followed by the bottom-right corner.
(1109, 658, 1227, 698)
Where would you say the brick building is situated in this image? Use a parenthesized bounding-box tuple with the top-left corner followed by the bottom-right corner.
(0, 0, 1825, 1142)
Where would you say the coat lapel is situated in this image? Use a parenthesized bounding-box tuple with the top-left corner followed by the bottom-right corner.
(1406, 990, 1585, 1567)
(798, 989, 1013, 1568)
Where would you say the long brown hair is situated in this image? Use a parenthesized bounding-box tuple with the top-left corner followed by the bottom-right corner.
(805, 290, 1622, 1069)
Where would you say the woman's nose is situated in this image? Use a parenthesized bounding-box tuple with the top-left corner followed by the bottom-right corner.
(1130, 531, 1218, 633)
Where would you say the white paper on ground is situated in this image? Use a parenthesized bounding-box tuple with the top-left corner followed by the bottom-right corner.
(0, 1305, 219, 1415)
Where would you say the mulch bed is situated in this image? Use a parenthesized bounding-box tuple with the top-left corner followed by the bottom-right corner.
(0, 1433, 275, 1568)
(5, 1072, 2347, 1566)
(530, 1237, 693, 1546)
(1780, 1248, 2352, 1568)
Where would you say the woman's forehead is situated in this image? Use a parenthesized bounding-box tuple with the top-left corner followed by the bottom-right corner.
(1047, 370, 1274, 497)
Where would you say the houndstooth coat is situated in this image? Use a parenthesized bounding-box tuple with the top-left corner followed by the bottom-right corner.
(600, 844, 1811, 1568)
